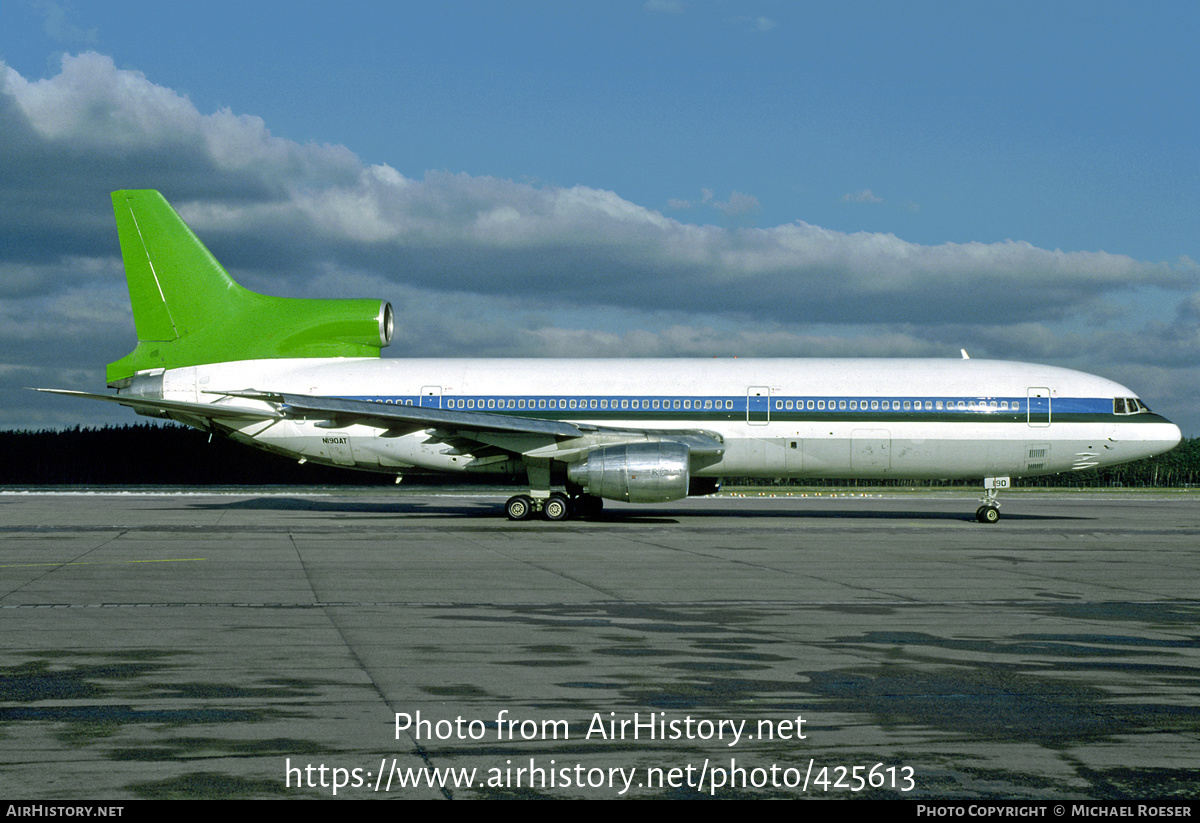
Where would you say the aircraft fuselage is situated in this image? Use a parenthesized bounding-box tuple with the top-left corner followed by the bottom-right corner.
(136, 355, 1181, 482)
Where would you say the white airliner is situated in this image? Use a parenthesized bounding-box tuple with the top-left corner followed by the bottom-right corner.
(42, 191, 1182, 522)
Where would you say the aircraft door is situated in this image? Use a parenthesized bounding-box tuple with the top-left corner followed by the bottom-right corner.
(785, 439, 803, 474)
(1027, 388, 1051, 427)
(747, 387, 770, 426)
(420, 386, 442, 409)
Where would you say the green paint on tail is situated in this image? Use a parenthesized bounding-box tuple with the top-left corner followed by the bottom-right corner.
(107, 190, 391, 383)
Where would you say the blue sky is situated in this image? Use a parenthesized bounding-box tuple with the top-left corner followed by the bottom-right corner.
(2, 0, 1198, 434)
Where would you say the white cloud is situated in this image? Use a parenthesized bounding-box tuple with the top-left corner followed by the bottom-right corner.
(711, 190, 761, 216)
(2, 52, 1199, 431)
(670, 188, 761, 217)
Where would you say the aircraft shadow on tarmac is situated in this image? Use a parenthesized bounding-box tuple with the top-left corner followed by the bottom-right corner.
(186, 497, 485, 517)
(627, 506, 1086, 522)
(186, 497, 1088, 523)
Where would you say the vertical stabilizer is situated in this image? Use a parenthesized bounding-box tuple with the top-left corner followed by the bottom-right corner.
(106, 191, 392, 384)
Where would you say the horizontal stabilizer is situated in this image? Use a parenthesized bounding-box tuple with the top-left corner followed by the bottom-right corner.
(35, 389, 282, 421)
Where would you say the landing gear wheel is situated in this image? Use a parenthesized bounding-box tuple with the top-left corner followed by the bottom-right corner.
(543, 493, 571, 521)
(506, 495, 535, 521)
(976, 505, 1000, 524)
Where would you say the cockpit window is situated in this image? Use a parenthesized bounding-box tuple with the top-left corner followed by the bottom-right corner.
(1114, 397, 1150, 415)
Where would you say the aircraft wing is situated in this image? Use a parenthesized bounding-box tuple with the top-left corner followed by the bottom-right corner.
(219, 390, 586, 437)
(220, 390, 726, 462)
(38, 387, 724, 464)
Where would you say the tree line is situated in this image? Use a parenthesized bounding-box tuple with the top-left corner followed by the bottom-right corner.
(1, 424, 1196, 487)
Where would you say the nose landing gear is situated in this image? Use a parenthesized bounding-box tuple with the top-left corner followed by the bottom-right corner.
(975, 477, 1008, 523)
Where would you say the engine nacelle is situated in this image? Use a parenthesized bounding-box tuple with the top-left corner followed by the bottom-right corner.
(567, 442, 690, 503)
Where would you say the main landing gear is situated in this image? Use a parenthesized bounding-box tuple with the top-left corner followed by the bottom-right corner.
(504, 492, 604, 521)
(975, 477, 1008, 523)
(506, 460, 604, 521)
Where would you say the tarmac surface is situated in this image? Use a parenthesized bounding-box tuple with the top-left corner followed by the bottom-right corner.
(1, 488, 1198, 800)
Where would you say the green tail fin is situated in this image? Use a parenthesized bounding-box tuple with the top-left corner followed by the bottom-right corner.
(107, 190, 392, 384)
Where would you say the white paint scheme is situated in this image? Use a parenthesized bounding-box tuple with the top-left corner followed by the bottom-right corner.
(138, 355, 1179, 484)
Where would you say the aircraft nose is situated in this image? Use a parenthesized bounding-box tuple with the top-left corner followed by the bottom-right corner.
(1167, 421, 1183, 449)
(1152, 419, 1184, 454)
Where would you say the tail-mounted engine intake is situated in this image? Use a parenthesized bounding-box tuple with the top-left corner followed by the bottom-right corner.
(567, 442, 691, 503)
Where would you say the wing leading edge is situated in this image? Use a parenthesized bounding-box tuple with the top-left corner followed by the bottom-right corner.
(41, 387, 725, 465)
(220, 390, 725, 462)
